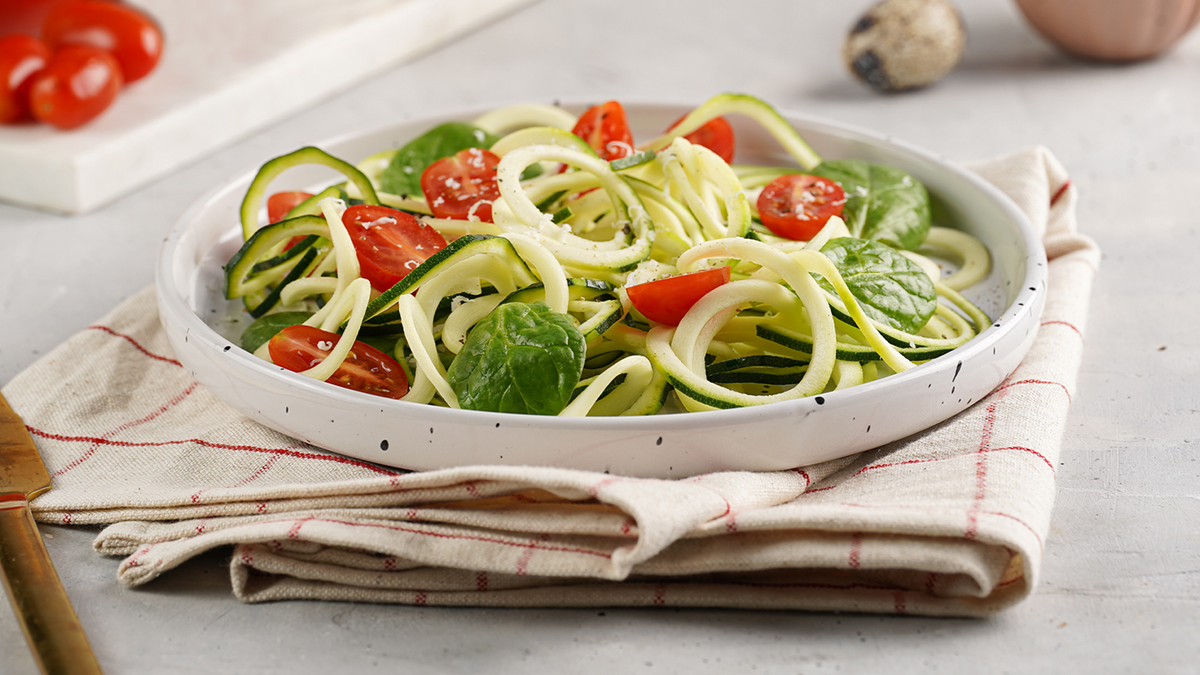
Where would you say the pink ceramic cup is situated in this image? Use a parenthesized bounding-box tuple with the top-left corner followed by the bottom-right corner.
(1014, 0, 1200, 61)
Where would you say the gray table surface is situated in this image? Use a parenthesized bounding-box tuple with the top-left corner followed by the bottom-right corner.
(2, 1, 1198, 673)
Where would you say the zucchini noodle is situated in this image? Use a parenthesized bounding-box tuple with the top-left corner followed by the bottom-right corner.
(442, 294, 505, 355)
(304, 198, 358, 330)
(299, 277, 372, 382)
(491, 143, 655, 281)
(647, 279, 833, 411)
(921, 226, 993, 290)
(638, 93, 823, 170)
(473, 104, 578, 135)
(398, 294, 459, 407)
(658, 138, 752, 242)
(224, 93, 997, 417)
(498, 232, 569, 313)
(561, 355, 655, 417)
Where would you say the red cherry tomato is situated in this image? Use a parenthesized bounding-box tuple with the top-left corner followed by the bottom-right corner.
(28, 44, 122, 129)
(267, 191, 314, 223)
(626, 266, 732, 326)
(571, 101, 634, 161)
(0, 34, 50, 124)
(268, 325, 409, 400)
(42, 0, 163, 83)
(0, 0, 58, 34)
(420, 147, 501, 222)
(667, 113, 736, 164)
(342, 204, 447, 292)
(756, 174, 847, 241)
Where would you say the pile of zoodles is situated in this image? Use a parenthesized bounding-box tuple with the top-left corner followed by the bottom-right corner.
(223, 93, 992, 416)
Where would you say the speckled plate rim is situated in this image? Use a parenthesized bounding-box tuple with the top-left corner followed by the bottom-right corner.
(156, 100, 1047, 479)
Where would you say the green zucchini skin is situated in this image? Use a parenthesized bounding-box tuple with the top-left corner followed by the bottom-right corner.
(361, 235, 535, 321)
(239, 146, 380, 241)
(224, 216, 331, 292)
(502, 280, 624, 343)
(224, 215, 333, 319)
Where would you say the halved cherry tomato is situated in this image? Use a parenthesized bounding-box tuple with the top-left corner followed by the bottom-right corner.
(420, 147, 501, 222)
(667, 114, 735, 164)
(756, 174, 847, 241)
(0, 34, 50, 124)
(267, 191, 314, 223)
(28, 44, 122, 129)
(42, 0, 164, 83)
(626, 266, 732, 326)
(342, 204, 447, 292)
(571, 100, 634, 161)
(268, 325, 409, 400)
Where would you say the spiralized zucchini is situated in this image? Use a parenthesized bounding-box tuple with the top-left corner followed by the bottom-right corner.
(224, 93, 994, 416)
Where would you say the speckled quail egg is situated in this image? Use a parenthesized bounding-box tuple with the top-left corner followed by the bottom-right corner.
(844, 0, 967, 92)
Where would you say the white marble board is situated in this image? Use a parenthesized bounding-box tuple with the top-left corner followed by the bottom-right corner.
(0, 0, 536, 214)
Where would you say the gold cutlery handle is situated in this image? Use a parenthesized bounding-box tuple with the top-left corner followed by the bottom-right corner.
(0, 497, 104, 675)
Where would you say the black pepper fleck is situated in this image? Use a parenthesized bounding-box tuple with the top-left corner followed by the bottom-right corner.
(380, 440, 389, 451)
(815, 396, 826, 405)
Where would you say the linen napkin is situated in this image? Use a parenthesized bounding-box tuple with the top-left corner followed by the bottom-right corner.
(2, 147, 1099, 617)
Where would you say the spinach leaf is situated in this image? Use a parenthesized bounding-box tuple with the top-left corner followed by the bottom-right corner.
(378, 122, 500, 197)
(240, 311, 313, 353)
(811, 159, 931, 251)
(820, 237, 936, 334)
(447, 301, 586, 415)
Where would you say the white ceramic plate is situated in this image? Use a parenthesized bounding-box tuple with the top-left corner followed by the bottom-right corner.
(157, 102, 1046, 479)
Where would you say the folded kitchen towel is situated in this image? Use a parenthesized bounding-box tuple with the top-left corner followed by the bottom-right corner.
(2, 147, 1100, 617)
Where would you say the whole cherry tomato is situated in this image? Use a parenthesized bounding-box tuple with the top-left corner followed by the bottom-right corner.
(0, 0, 57, 34)
(29, 44, 122, 129)
(42, 0, 163, 83)
(268, 325, 409, 400)
(626, 266, 732, 326)
(420, 147, 502, 222)
(0, 34, 51, 124)
(756, 174, 847, 241)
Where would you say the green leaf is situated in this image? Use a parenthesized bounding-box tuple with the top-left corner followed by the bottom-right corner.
(447, 302, 586, 415)
(240, 311, 313, 353)
(820, 237, 937, 334)
(812, 159, 931, 250)
(378, 122, 500, 197)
